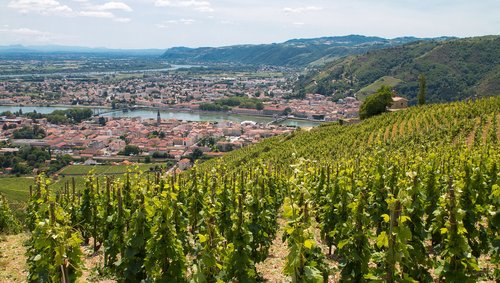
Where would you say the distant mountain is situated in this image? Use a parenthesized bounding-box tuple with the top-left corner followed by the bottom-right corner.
(161, 35, 453, 67)
(299, 36, 500, 104)
(0, 45, 165, 56)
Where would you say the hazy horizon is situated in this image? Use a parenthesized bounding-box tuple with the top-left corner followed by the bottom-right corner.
(0, 34, 475, 50)
(1, 0, 498, 49)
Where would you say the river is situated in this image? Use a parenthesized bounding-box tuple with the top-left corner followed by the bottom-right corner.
(0, 105, 321, 127)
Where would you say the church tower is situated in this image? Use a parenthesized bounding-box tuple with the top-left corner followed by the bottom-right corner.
(157, 110, 161, 126)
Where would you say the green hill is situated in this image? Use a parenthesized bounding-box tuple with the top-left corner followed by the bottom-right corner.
(161, 35, 451, 67)
(300, 36, 500, 104)
(202, 96, 499, 170)
(4, 97, 500, 281)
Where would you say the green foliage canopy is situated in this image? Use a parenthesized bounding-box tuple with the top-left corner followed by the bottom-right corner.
(359, 86, 393, 119)
(12, 125, 46, 139)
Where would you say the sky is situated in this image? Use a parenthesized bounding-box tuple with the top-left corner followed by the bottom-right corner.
(0, 0, 498, 49)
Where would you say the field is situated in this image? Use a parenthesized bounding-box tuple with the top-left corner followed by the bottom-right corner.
(58, 163, 168, 175)
(0, 177, 35, 204)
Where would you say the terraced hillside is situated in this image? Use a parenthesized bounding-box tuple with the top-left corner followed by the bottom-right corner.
(3, 97, 499, 282)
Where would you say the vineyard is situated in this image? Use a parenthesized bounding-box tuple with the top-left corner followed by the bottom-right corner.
(1, 96, 499, 282)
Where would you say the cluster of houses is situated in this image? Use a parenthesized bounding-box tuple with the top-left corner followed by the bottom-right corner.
(0, 114, 295, 169)
(0, 73, 291, 108)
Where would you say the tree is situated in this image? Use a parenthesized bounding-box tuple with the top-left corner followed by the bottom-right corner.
(297, 89, 306, 99)
(12, 125, 46, 139)
(1, 111, 14, 118)
(12, 162, 30, 174)
(65, 108, 93, 123)
(359, 85, 393, 120)
(48, 154, 73, 174)
(189, 148, 204, 161)
(98, 116, 106, 126)
(256, 102, 264, 110)
(418, 74, 426, 105)
(120, 145, 140, 156)
(283, 107, 292, 116)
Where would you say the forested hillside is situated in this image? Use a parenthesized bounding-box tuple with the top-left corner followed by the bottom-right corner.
(161, 35, 449, 67)
(300, 36, 499, 104)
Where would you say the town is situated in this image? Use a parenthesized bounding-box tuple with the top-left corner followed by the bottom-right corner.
(0, 68, 369, 174)
(0, 112, 297, 171)
(0, 70, 361, 121)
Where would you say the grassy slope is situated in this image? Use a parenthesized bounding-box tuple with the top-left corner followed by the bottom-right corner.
(0, 163, 168, 204)
(356, 76, 402, 100)
(0, 177, 35, 204)
(199, 96, 500, 172)
(59, 163, 167, 175)
(303, 36, 500, 104)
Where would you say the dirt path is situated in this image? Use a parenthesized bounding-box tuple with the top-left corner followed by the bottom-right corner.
(0, 234, 116, 283)
(310, 218, 340, 282)
(256, 211, 341, 282)
(79, 238, 116, 283)
(256, 217, 289, 282)
(0, 233, 28, 282)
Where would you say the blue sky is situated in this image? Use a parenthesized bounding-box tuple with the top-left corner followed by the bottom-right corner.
(0, 0, 498, 49)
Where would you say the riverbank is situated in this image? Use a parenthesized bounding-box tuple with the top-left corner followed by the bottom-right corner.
(153, 106, 323, 124)
(0, 104, 322, 127)
(0, 103, 110, 109)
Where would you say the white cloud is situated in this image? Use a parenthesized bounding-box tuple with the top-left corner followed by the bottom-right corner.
(78, 1, 132, 22)
(93, 2, 133, 12)
(283, 6, 323, 14)
(154, 0, 213, 12)
(6, 0, 133, 23)
(293, 22, 305, 26)
(79, 10, 130, 22)
(156, 18, 195, 28)
(79, 10, 113, 18)
(7, 0, 73, 15)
